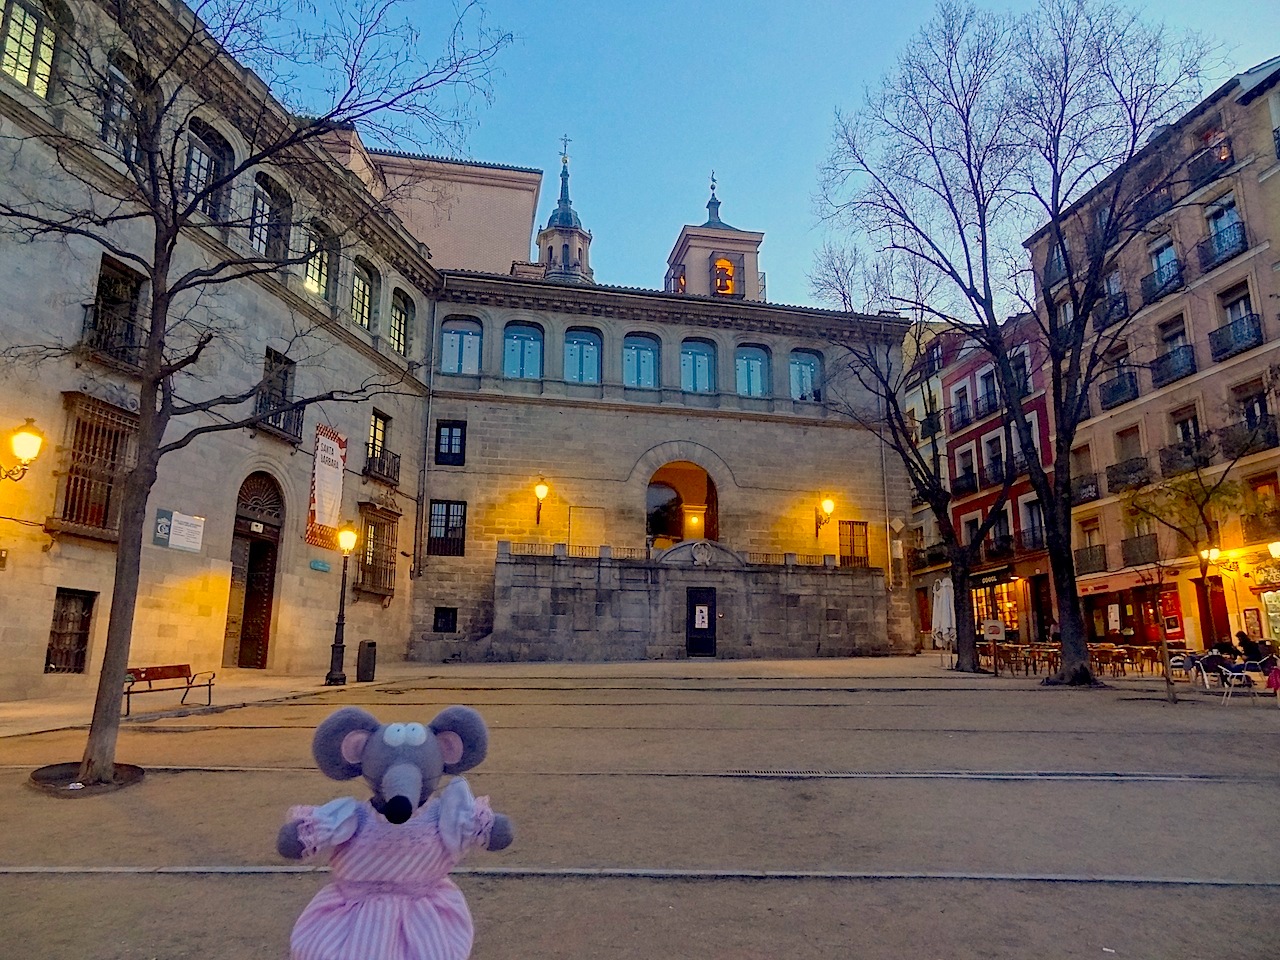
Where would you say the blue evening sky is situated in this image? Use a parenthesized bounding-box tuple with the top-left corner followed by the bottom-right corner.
(443, 1, 1280, 308)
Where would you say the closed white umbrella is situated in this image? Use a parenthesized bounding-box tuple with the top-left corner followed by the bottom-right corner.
(932, 577, 957, 664)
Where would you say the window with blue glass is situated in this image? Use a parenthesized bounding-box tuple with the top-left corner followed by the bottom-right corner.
(503, 323, 543, 379)
(790, 350, 823, 402)
(564, 328, 601, 384)
(735, 345, 770, 397)
(623, 333, 660, 388)
(440, 317, 482, 375)
(681, 339, 717, 393)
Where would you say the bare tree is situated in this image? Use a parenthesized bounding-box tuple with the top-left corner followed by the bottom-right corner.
(818, 0, 1213, 683)
(0, 0, 509, 784)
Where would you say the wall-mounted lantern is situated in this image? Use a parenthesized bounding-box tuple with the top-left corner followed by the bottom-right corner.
(534, 477, 550, 525)
(2, 419, 43, 482)
(815, 497, 835, 537)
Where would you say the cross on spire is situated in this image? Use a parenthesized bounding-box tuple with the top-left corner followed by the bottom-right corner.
(560, 134, 572, 164)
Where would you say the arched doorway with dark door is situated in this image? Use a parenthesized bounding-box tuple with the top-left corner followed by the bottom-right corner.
(223, 471, 284, 669)
(646, 461, 719, 550)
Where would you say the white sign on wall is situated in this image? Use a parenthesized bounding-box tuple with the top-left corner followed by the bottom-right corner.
(152, 509, 205, 552)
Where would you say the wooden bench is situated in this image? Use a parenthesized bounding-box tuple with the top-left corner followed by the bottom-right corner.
(122, 664, 215, 716)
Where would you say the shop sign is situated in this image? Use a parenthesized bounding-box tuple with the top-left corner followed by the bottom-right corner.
(973, 566, 1012, 587)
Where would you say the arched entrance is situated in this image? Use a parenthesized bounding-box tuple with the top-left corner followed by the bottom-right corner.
(647, 462, 719, 549)
(222, 472, 284, 669)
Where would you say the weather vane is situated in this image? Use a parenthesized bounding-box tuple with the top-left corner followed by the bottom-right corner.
(560, 134, 572, 164)
(710, 169, 717, 196)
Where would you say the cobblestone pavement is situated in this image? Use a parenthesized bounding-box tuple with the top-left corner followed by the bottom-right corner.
(1, 658, 1276, 959)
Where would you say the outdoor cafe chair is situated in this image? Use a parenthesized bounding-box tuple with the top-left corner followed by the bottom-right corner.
(1218, 665, 1259, 704)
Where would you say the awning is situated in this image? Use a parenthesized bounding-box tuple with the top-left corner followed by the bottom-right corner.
(1078, 569, 1166, 596)
(971, 566, 1013, 587)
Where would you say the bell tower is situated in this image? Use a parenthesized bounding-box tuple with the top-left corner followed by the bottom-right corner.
(665, 174, 765, 301)
(536, 136, 594, 284)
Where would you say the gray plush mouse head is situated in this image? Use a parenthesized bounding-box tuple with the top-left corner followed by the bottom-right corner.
(312, 705, 489, 824)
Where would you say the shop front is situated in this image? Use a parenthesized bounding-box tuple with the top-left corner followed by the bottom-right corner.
(1078, 569, 1188, 648)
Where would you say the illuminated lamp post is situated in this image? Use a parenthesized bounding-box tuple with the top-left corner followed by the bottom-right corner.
(2, 419, 43, 481)
(815, 497, 835, 537)
(534, 477, 549, 525)
(325, 523, 358, 686)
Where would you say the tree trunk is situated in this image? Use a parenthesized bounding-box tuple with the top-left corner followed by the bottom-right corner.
(77, 458, 157, 783)
(1043, 498, 1095, 685)
(951, 561, 981, 673)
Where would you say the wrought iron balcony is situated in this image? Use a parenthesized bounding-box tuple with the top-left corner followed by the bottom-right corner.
(1092, 293, 1129, 334)
(908, 542, 950, 571)
(1140, 259, 1183, 305)
(82, 303, 145, 370)
(1187, 137, 1233, 189)
(949, 405, 973, 432)
(952, 471, 978, 497)
(1106, 455, 1151, 494)
(1017, 526, 1047, 552)
(1075, 543, 1108, 574)
(1243, 508, 1280, 545)
(1134, 189, 1173, 226)
(1218, 415, 1279, 461)
(1099, 370, 1139, 410)
(974, 392, 1000, 420)
(1158, 436, 1214, 477)
(1150, 344, 1196, 389)
(1072, 472, 1101, 503)
(980, 459, 1007, 489)
(1120, 533, 1159, 567)
(1209, 313, 1263, 362)
(363, 445, 401, 485)
(1196, 221, 1248, 273)
(253, 393, 304, 443)
(984, 534, 1016, 561)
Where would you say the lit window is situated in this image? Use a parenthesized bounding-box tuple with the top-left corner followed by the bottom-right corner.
(564, 328, 601, 384)
(440, 318, 482, 375)
(623, 333, 660, 388)
(388, 290, 412, 355)
(680, 339, 716, 393)
(303, 225, 335, 299)
(1, 0, 56, 98)
(735, 345, 770, 397)
(355, 507, 397, 595)
(789, 350, 823, 402)
(351, 260, 377, 330)
(503, 323, 543, 379)
(713, 257, 735, 296)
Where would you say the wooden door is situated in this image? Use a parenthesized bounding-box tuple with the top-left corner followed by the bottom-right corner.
(686, 587, 716, 657)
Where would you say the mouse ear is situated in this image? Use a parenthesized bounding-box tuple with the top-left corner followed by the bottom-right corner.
(313, 707, 380, 780)
(429, 706, 488, 774)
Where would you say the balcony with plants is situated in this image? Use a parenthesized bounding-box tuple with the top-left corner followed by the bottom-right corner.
(1218, 415, 1279, 461)
(983, 534, 1016, 562)
(1208, 312, 1263, 362)
(1158, 435, 1214, 477)
(1243, 508, 1280, 545)
(908, 542, 951, 571)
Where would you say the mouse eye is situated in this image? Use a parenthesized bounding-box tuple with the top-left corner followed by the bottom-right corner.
(382, 723, 407, 747)
(404, 723, 428, 746)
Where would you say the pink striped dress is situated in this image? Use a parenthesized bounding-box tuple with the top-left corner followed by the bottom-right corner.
(287, 778, 495, 960)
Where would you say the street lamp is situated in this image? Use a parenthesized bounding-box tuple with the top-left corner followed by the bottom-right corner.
(815, 497, 835, 537)
(534, 477, 549, 525)
(325, 523, 358, 686)
(2, 419, 43, 482)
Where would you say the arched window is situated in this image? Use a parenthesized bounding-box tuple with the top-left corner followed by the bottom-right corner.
(623, 333, 661, 388)
(388, 289, 413, 356)
(440, 317, 482, 375)
(735, 345, 770, 397)
(712, 257, 735, 296)
(101, 54, 147, 161)
(789, 349, 823, 402)
(564, 328, 601, 384)
(646, 482, 683, 542)
(248, 172, 291, 258)
(183, 118, 233, 219)
(1, 0, 61, 98)
(302, 222, 337, 300)
(561, 243, 569, 266)
(351, 257, 379, 330)
(503, 322, 543, 379)
(681, 339, 717, 393)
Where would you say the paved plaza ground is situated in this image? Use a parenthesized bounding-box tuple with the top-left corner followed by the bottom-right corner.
(0, 656, 1277, 959)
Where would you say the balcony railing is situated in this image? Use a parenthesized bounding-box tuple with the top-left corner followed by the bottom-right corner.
(363, 446, 401, 485)
(974, 392, 1000, 420)
(82, 304, 146, 369)
(1121, 533, 1160, 567)
(950, 405, 973, 432)
(1244, 509, 1280, 545)
(1106, 455, 1151, 494)
(984, 534, 1016, 561)
(1196, 221, 1248, 273)
(1072, 472, 1101, 503)
(1141, 259, 1183, 305)
(1092, 293, 1129, 333)
(1150, 344, 1196, 388)
(1158, 436, 1214, 477)
(253, 393, 304, 443)
(1099, 370, 1139, 410)
(1187, 138, 1233, 189)
(1209, 313, 1264, 362)
(980, 460, 1007, 489)
(907, 542, 950, 571)
(1017, 526, 1046, 552)
(1218, 415, 1280, 461)
(1134, 189, 1173, 226)
(952, 471, 978, 497)
(1075, 543, 1108, 575)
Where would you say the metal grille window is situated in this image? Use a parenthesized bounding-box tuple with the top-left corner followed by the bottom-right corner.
(434, 420, 466, 466)
(53, 395, 138, 537)
(388, 290, 412, 355)
(1, 0, 56, 97)
(427, 500, 467, 556)
(356, 509, 397, 595)
(839, 520, 869, 568)
(433, 607, 458, 632)
(45, 588, 95, 673)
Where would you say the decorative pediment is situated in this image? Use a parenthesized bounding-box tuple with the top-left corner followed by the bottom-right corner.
(655, 538, 745, 569)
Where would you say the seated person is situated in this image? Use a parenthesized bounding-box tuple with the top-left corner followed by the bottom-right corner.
(1235, 631, 1263, 662)
(1211, 637, 1243, 659)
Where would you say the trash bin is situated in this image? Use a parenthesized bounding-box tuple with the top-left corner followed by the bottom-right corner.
(356, 640, 376, 683)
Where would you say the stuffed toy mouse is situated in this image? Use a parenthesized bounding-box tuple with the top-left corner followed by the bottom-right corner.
(278, 705, 513, 960)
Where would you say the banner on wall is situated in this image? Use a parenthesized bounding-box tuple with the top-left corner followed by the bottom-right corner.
(306, 424, 347, 550)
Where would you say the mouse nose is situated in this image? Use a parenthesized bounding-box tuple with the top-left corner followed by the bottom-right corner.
(384, 796, 414, 824)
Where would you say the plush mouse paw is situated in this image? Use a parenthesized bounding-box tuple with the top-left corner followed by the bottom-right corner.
(488, 813, 514, 851)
